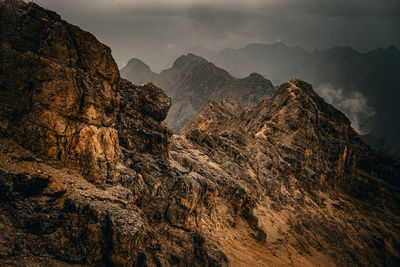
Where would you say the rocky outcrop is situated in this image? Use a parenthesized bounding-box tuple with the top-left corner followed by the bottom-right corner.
(0, 139, 146, 266)
(117, 78, 172, 160)
(0, 1, 227, 266)
(1, 1, 399, 267)
(182, 79, 400, 208)
(0, 0, 120, 183)
(173, 79, 400, 266)
(121, 53, 275, 133)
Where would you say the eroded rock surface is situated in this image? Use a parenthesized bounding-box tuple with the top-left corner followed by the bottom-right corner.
(172, 79, 400, 266)
(117, 78, 172, 160)
(0, 0, 120, 183)
(0, 1, 227, 266)
(0, 1, 399, 267)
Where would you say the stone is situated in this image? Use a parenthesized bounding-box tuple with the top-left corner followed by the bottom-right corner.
(0, 1, 399, 266)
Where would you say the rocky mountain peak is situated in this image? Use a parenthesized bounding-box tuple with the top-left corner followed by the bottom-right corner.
(120, 57, 157, 84)
(164, 53, 232, 84)
(182, 79, 399, 208)
(195, 41, 400, 159)
(1, 2, 399, 266)
(173, 78, 400, 265)
(172, 53, 207, 68)
(245, 72, 269, 80)
(119, 53, 275, 133)
(124, 58, 152, 72)
(0, 0, 172, 184)
(241, 72, 274, 90)
(277, 78, 316, 96)
(246, 79, 352, 141)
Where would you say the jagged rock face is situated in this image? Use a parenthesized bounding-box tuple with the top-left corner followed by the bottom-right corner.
(121, 53, 275, 133)
(1, 1, 400, 267)
(174, 79, 400, 266)
(0, 139, 147, 266)
(0, 0, 120, 183)
(0, 2, 225, 266)
(117, 78, 173, 160)
(182, 79, 400, 210)
(245, 80, 400, 206)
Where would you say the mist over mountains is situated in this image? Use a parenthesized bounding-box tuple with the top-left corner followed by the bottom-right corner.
(1, 1, 400, 266)
(316, 83, 375, 134)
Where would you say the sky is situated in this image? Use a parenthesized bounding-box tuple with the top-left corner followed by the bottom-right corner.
(36, 0, 400, 71)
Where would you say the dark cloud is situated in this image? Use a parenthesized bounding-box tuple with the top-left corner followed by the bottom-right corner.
(36, 0, 400, 71)
(303, 0, 400, 18)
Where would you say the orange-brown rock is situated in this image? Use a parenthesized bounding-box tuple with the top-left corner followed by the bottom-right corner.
(0, 0, 120, 183)
(173, 79, 400, 266)
(0, 1, 399, 267)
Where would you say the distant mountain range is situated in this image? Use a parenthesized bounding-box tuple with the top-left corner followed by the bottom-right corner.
(122, 43, 400, 158)
(121, 54, 275, 132)
(192, 42, 400, 158)
(2, 2, 400, 265)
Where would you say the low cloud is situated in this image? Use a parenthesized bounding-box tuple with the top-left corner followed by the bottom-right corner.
(317, 83, 375, 134)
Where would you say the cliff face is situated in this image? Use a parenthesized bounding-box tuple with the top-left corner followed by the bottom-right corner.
(1, 1, 399, 267)
(0, 1, 230, 265)
(0, 0, 120, 183)
(121, 54, 275, 133)
(117, 78, 172, 160)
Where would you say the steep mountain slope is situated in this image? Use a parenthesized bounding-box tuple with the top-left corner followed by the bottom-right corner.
(0, 1, 222, 265)
(194, 43, 400, 158)
(0, 1, 399, 266)
(173, 79, 400, 266)
(121, 54, 275, 132)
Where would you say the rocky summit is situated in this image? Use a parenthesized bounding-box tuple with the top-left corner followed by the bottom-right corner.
(121, 54, 275, 133)
(194, 42, 400, 159)
(0, 1, 399, 266)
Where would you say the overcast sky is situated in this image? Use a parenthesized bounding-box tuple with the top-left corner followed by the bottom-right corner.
(37, 0, 400, 71)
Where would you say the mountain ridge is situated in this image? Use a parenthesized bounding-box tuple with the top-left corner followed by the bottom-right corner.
(172, 79, 400, 265)
(191, 42, 400, 158)
(121, 53, 275, 133)
(0, 1, 399, 266)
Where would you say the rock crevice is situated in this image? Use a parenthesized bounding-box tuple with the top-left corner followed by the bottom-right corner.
(0, 1, 399, 266)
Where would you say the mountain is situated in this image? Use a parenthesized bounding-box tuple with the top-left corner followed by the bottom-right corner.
(1, 1, 400, 266)
(120, 58, 158, 84)
(193, 43, 400, 158)
(174, 79, 400, 265)
(121, 53, 275, 132)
